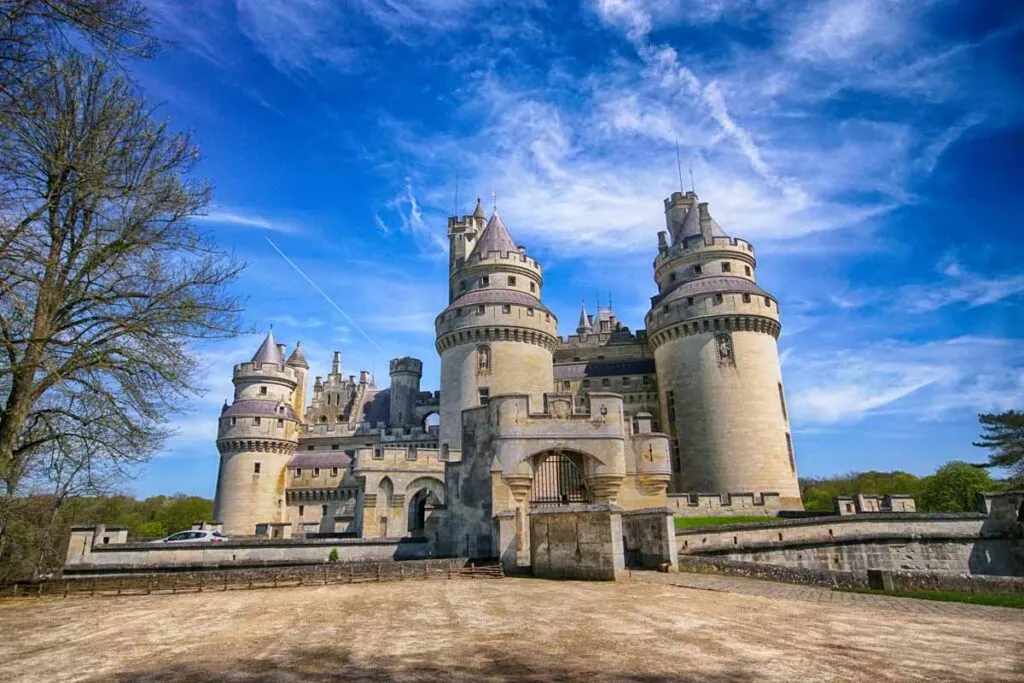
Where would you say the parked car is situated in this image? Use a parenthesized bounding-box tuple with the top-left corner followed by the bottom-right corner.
(150, 530, 228, 544)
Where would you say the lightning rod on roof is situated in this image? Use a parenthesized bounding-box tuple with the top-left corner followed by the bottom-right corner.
(689, 160, 696, 194)
(675, 137, 685, 194)
(453, 169, 459, 216)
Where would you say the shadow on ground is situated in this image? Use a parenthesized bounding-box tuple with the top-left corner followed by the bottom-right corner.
(90, 644, 759, 682)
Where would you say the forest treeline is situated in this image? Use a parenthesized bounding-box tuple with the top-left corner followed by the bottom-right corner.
(3, 494, 211, 582)
(800, 460, 1003, 513)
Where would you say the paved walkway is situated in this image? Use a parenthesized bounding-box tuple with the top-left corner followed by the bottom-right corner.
(633, 570, 1024, 620)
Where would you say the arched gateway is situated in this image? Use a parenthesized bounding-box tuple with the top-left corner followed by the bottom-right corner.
(528, 451, 592, 507)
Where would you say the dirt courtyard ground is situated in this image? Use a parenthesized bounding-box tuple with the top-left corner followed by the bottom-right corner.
(1, 576, 1022, 682)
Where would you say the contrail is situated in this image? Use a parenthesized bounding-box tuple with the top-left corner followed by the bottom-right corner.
(264, 236, 386, 355)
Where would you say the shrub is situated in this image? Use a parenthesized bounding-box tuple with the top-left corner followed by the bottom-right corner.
(328, 548, 339, 563)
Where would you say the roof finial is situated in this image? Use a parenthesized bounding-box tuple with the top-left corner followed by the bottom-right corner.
(689, 159, 696, 194)
(491, 189, 498, 214)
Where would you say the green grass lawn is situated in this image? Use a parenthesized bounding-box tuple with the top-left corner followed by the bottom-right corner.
(837, 588, 1024, 609)
(674, 515, 771, 530)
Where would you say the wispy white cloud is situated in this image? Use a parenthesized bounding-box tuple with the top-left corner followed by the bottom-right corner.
(197, 209, 299, 234)
(381, 180, 448, 257)
(268, 315, 325, 328)
(786, 336, 1024, 424)
(916, 112, 986, 175)
(234, 0, 360, 76)
(900, 266, 1024, 313)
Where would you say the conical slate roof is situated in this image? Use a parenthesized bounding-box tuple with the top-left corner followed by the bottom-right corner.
(251, 329, 285, 367)
(576, 302, 592, 333)
(671, 200, 727, 244)
(285, 340, 309, 369)
(472, 197, 485, 219)
(470, 211, 518, 257)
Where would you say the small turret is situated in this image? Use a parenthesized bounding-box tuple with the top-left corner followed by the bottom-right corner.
(576, 301, 593, 336)
(286, 341, 309, 420)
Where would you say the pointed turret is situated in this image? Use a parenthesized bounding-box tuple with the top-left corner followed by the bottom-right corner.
(285, 340, 309, 369)
(251, 329, 285, 367)
(473, 197, 485, 219)
(470, 211, 518, 257)
(576, 301, 593, 335)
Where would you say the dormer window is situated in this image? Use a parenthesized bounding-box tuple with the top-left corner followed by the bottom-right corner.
(295, 467, 302, 477)
(508, 276, 517, 286)
(481, 275, 489, 286)
(259, 386, 267, 396)
(721, 262, 731, 272)
(331, 467, 339, 477)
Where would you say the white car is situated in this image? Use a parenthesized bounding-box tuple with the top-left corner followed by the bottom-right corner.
(151, 530, 228, 544)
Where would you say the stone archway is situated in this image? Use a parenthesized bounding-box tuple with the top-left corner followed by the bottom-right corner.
(405, 477, 445, 537)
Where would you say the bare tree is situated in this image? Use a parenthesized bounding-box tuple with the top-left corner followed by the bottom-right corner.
(0, 54, 244, 560)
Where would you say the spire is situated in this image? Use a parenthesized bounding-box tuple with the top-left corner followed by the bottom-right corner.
(576, 301, 593, 335)
(472, 197, 485, 219)
(470, 210, 518, 257)
(285, 340, 309, 369)
(251, 329, 285, 367)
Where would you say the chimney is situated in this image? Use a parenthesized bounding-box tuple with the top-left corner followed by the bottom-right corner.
(331, 351, 341, 375)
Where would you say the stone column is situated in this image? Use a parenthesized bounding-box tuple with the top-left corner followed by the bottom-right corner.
(505, 474, 533, 569)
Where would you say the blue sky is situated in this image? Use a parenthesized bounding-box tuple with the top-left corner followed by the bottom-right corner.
(129, 0, 1024, 498)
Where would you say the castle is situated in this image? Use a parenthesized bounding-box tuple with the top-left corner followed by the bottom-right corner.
(213, 191, 802, 566)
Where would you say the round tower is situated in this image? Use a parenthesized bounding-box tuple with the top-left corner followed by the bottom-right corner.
(436, 204, 558, 450)
(389, 356, 423, 427)
(214, 330, 301, 535)
(645, 192, 802, 509)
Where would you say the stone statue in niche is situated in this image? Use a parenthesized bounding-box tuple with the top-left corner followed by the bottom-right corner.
(477, 345, 491, 374)
(716, 333, 735, 366)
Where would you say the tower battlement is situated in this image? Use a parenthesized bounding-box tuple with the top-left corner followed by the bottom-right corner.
(389, 357, 423, 376)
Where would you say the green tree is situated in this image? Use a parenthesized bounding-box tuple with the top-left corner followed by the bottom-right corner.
(156, 496, 214, 535)
(973, 410, 1024, 485)
(800, 470, 923, 512)
(918, 461, 996, 513)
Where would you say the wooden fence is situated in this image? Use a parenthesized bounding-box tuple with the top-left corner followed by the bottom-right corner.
(1, 558, 503, 600)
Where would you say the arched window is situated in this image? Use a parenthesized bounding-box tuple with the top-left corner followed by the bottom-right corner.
(477, 345, 491, 374)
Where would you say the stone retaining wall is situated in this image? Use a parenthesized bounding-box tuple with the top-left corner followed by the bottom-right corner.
(677, 513, 1021, 576)
(66, 535, 432, 570)
(676, 556, 1024, 594)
